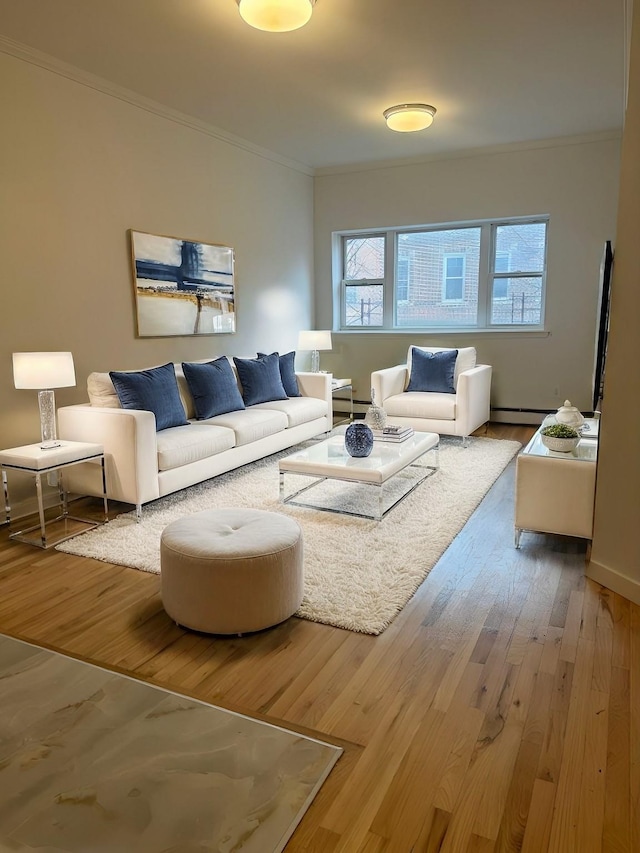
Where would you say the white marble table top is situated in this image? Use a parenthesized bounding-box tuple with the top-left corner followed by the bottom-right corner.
(279, 430, 439, 485)
(0, 634, 342, 852)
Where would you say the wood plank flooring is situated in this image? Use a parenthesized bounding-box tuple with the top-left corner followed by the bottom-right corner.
(0, 424, 637, 852)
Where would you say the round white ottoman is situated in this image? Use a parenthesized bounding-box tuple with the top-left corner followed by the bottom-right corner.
(160, 508, 303, 635)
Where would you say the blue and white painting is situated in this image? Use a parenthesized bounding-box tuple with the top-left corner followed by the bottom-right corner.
(130, 230, 236, 336)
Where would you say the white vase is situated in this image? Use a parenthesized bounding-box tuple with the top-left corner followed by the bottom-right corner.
(555, 400, 585, 431)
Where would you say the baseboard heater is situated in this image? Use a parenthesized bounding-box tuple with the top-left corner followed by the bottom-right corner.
(493, 407, 554, 415)
(492, 407, 598, 417)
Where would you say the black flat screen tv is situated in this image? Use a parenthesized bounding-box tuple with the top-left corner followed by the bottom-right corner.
(592, 240, 614, 411)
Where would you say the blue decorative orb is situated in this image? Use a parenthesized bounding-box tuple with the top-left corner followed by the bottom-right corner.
(344, 422, 374, 458)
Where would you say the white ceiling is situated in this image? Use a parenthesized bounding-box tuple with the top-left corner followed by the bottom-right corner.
(0, 0, 627, 171)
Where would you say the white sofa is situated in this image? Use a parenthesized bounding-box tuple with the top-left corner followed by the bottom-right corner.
(58, 361, 332, 517)
(371, 346, 492, 441)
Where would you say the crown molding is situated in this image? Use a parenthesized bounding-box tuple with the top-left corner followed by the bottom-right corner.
(313, 129, 623, 178)
(0, 34, 624, 181)
(0, 34, 314, 177)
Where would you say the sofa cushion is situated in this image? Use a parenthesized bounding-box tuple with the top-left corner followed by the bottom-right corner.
(406, 348, 457, 394)
(182, 358, 245, 420)
(87, 372, 122, 408)
(199, 408, 288, 446)
(233, 354, 288, 406)
(257, 351, 301, 397)
(406, 346, 476, 388)
(384, 392, 457, 421)
(157, 424, 236, 472)
(251, 397, 328, 427)
(109, 363, 189, 431)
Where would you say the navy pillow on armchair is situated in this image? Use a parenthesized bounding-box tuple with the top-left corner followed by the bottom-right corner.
(406, 347, 458, 394)
(256, 351, 301, 397)
(233, 353, 288, 406)
(109, 363, 189, 431)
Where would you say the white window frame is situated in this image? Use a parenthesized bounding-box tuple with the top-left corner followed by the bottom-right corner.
(337, 216, 548, 332)
(341, 233, 386, 328)
(489, 223, 547, 327)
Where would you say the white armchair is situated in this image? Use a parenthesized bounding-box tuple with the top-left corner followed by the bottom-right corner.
(370, 346, 492, 441)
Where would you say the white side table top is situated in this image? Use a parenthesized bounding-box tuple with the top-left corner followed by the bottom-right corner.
(331, 378, 352, 390)
(0, 441, 105, 471)
(522, 418, 599, 464)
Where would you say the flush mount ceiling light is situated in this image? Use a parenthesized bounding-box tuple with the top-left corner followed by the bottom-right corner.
(237, 0, 316, 32)
(383, 103, 437, 132)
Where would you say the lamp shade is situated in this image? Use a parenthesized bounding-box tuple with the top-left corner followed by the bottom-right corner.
(237, 0, 315, 32)
(383, 104, 437, 132)
(13, 352, 76, 390)
(297, 330, 332, 351)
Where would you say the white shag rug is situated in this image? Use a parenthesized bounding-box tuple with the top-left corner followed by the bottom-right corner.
(58, 436, 520, 635)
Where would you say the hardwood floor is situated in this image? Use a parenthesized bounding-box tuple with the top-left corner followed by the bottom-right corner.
(0, 424, 637, 852)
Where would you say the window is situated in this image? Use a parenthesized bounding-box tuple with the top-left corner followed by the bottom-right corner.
(396, 256, 410, 302)
(490, 222, 547, 325)
(396, 228, 480, 327)
(493, 251, 510, 299)
(443, 254, 465, 302)
(343, 235, 384, 327)
(339, 217, 547, 331)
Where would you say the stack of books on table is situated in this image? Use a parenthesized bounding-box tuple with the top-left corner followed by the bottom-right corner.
(371, 424, 414, 442)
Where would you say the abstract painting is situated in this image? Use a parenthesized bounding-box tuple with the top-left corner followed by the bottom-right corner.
(130, 230, 236, 337)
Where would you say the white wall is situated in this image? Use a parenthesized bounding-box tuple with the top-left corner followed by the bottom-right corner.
(313, 137, 621, 413)
(0, 51, 313, 509)
(589, 2, 640, 604)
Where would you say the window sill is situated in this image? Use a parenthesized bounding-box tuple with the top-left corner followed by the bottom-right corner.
(335, 328, 550, 338)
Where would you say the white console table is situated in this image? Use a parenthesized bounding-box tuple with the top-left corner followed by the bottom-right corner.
(515, 419, 599, 547)
(0, 440, 108, 549)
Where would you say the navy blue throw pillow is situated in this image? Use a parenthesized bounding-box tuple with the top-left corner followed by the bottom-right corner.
(406, 348, 458, 394)
(233, 353, 288, 406)
(257, 351, 301, 397)
(109, 363, 189, 431)
(182, 358, 246, 419)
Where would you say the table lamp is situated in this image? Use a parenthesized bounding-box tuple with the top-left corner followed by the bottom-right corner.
(13, 352, 76, 449)
(297, 330, 332, 373)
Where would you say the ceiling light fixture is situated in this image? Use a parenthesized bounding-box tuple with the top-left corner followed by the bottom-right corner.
(383, 104, 437, 133)
(237, 0, 316, 32)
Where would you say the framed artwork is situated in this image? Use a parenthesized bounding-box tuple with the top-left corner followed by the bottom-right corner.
(130, 230, 236, 337)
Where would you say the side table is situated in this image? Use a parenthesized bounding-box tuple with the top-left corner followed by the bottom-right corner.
(0, 441, 108, 549)
(331, 378, 353, 427)
(514, 419, 599, 547)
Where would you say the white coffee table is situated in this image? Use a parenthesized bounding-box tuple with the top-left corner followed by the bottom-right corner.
(279, 430, 439, 521)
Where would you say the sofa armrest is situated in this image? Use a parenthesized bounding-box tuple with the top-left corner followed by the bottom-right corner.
(456, 364, 492, 435)
(371, 365, 408, 405)
(296, 372, 332, 423)
(58, 404, 160, 506)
